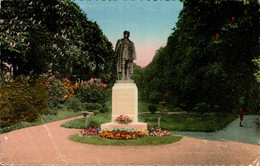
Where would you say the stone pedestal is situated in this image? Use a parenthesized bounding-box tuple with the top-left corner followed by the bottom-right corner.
(101, 82, 147, 131)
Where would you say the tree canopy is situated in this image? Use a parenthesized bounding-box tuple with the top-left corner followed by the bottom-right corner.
(138, 0, 260, 112)
(0, 0, 116, 83)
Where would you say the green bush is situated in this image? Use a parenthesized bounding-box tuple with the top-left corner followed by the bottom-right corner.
(75, 79, 106, 104)
(93, 110, 100, 115)
(173, 107, 182, 112)
(148, 104, 157, 114)
(193, 102, 210, 114)
(0, 77, 49, 127)
(65, 96, 85, 112)
(84, 102, 102, 111)
(99, 107, 108, 113)
(148, 91, 162, 104)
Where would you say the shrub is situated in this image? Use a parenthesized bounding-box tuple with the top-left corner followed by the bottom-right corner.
(84, 102, 102, 111)
(193, 102, 210, 114)
(93, 110, 100, 115)
(65, 96, 85, 112)
(148, 104, 157, 114)
(99, 107, 108, 113)
(0, 76, 49, 127)
(173, 107, 182, 112)
(148, 91, 162, 104)
(75, 78, 107, 104)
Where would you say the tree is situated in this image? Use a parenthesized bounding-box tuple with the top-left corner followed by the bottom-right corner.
(141, 0, 260, 112)
(0, 0, 116, 83)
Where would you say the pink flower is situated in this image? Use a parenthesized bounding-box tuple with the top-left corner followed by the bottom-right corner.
(17, 32, 20, 36)
(0, 19, 4, 24)
(14, 16, 18, 20)
(21, 38, 24, 42)
(6, 29, 9, 33)
(9, 20, 12, 24)
(38, 21, 41, 25)
(20, 21, 23, 24)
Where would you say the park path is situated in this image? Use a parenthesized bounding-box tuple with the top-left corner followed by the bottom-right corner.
(0, 116, 259, 165)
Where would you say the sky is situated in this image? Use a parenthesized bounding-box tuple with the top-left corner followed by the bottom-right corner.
(74, 0, 183, 67)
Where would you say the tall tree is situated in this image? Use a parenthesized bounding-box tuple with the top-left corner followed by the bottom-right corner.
(0, 0, 116, 83)
(140, 0, 259, 112)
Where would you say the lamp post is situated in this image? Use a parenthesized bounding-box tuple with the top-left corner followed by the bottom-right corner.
(82, 112, 89, 129)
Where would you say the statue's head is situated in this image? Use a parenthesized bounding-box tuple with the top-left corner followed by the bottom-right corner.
(123, 31, 130, 38)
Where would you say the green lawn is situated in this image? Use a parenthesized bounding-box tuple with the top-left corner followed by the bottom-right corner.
(61, 112, 111, 129)
(1, 110, 85, 134)
(139, 113, 237, 132)
(69, 134, 182, 146)
(61, 112, 237, 132)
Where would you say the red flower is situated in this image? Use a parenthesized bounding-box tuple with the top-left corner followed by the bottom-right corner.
(216, 33, 219, 39)
(231, 16, 235, 21)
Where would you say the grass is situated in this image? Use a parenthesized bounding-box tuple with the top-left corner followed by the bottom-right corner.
(61, 111, 237, 132)
(61, 112, 111, 129)
(69, 134, 182, 146)
(139, 113, 237, 132)
(1, 110, 85, 134)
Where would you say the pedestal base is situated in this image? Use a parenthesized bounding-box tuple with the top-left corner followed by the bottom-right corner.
(112, 83, 138, 122)
(101, 122, 147, 131)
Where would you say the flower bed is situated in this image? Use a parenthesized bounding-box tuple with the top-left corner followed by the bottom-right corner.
(99, 129, 148, 140)
(148, 126, 171, 136)
(115, 115, 133, 125)
(80, 127, 100, 135)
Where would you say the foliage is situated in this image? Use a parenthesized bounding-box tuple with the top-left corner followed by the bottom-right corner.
(137, 0, 260, 112)
(85, 103, 102, 111)
(99, 129, 148, 140)
(75, 78, 107, 103)
(0, 76, 49, 127)
(98, 107, 108, 113)
(253, 57, 260, 82)
(148, 104, 157, 114)
(40, 73, 67, 112)
(0, 0, 116, 83)
(115, 115, 133, 124)
(64, 96, 85, 112)
(93, 110, 100, 115)
(192, 102, 210, 114)
(69, 134, 182, 146)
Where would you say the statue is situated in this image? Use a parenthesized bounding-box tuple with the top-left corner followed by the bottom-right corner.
(115, 31, 136, 80)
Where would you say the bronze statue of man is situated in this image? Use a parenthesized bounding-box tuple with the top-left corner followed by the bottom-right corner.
(115, 31, 136, 80)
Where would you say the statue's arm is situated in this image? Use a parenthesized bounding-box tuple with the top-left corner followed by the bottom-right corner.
(132, 43, 137, 60)
(115, 40, 121, 54)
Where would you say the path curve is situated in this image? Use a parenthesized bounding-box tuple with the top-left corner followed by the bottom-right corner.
(0, 116, 259, 165)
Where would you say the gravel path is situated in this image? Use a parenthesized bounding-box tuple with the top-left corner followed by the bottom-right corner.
(0, 116, 259, 165)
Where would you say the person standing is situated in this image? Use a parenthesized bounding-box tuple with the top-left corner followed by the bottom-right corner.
(239, 107, 244, 127)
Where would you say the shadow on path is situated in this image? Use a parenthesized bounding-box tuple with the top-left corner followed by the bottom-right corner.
(172, 115, 260, 145)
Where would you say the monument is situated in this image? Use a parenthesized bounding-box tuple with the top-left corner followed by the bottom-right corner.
(101, 31, 147, 131)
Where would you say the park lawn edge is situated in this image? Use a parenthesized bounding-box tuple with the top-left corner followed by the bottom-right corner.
(69, 134, 182, 146)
